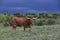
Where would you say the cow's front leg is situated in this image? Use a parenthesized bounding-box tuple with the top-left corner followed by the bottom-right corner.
(29, 26, 31, 32)
(12, 25, 16, 32)
(24, 26, 26, 31)
(24, 27, 26, 31)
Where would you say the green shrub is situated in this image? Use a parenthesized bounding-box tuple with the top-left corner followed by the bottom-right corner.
(2, 15, 12, 26)
(3, 21, 12, 27)
(8, 20, 12, 26)
(44, 19, 49, 25)
(55, 18, 60, 24)
(46, 19, 55, 25)
(35, 19, 45, 26)
(3, 22, 9, 26)
(35, 19, 56, 26)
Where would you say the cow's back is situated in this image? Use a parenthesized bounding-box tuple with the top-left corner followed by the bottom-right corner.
(12, 17, 34, 27)
(12, 17, 27, 26)
(15, 18, 27, 25)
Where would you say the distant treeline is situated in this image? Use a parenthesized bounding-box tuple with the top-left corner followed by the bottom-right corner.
(0, 13, 60, 18)
(9, 13, 60, 19)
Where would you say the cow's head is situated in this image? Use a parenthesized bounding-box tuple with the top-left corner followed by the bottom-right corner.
(29, 18, 36, 25)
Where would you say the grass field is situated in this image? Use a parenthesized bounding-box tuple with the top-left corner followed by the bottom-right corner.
(0, 24, 60, 40)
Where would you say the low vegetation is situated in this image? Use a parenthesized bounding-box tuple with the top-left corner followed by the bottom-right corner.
(0, 13, 60, 26)
(0, 13, 60, 40)
(0, 24, 60, 40)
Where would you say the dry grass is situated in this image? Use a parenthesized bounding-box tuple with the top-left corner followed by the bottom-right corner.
(0, 24, 60, 40)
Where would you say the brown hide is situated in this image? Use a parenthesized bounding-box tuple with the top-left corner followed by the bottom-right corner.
(11, 17, 34, 31)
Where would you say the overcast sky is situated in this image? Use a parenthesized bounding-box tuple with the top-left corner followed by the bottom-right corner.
(0, 0, 60, 14)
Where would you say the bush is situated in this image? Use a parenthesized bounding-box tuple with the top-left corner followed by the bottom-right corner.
(55, 18, 60, 24)
(3, 22, 9, 26)
(35, 19, 45, 26)
(8, 20, 12, 26)
(3, 15, 12, 27)
(35, 19, 56, 26)
(46, 19, 55, 25)
(44, 19, 49, 25)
